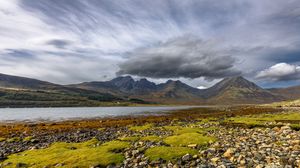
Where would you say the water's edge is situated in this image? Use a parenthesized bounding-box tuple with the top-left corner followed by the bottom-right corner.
(0, 106, 204, 123)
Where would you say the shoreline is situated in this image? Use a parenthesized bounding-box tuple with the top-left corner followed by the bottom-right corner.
(0, 106, 282, 137)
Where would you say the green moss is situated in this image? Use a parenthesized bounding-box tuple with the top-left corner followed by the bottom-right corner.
(98, 128, 105, 131)
(194, 118, 219, 125)
(145, 146, 197, 161)
(202, 127, 218, 131)
(164, 133, 215, 147)
(163, 126, 203, 135)
(140, 136, 161, 142)
(224, 112, 300, 129)
(118, 136, 140, 142)
(6, 137, 21, 143)
(23, 136, 33, 142)
(291, 124, 300, 130)
(2, 139, 130, 168)
(129, 123, 153, 131)
(0, 137, 6, 142)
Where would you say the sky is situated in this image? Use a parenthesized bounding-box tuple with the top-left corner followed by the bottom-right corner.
(0, 0, 300, 88)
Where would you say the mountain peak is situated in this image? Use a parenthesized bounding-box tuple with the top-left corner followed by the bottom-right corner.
(166, 80, 183, 84)
(111, 76, 133, 81)
(221, 76, 260, 89)
(110, 76, 135, 91)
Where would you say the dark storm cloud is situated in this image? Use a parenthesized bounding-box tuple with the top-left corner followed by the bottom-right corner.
(117, 35, 241, 79)
(4, 49, 35, 58)
(45, 39, 72, 49)
(0, 0, 300, 87)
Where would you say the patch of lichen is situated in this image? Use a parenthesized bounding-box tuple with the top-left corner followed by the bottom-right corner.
(140, 136, 161, 142)
(129, 123, 154, 131)
(164, 133, 215, 147)
(163, 126, 204, 135)
(223, 112, 300, 129)
(1, 139, 130, 168)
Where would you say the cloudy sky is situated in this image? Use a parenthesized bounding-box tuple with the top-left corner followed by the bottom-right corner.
(0, 0, 300, 88)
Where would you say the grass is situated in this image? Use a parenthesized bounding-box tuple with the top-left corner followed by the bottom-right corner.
(224, 112, 300, 128)
(1, 139, 130, 168)
(0, 137, 5, 142)
(164, 133, 215, 147)
(129, 123, 153, 131)
(140, 136, 161, 142)
(163, 126, 203, 135)
(23, 136, 33, 142)
(6, 137, 21, 143)
(118, 136, 140, 142)
(145, 146, 197, 161)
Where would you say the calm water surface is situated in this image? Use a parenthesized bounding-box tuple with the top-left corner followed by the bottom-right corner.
(0, 106, 197, 123)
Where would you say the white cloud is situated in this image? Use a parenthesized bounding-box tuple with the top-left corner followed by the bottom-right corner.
(256, 63, 300, 81)
(197, 86, 208, 90)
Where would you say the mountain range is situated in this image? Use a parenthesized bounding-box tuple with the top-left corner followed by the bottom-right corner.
(0, 73, 299, 107)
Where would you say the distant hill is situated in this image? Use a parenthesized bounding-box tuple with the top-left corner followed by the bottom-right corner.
(268, 85, 300, 100)
(0, 73, 126, 107)
(69, 76, 157, 96)
(72, 76, 286, 104)
(0, 73, 58, 90)
(137, 80, 204, 104)
(203, 76, 284, 104)
(0, 73, 296, 106)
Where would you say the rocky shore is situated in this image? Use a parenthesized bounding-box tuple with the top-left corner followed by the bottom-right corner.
(1, 120, 300, 167)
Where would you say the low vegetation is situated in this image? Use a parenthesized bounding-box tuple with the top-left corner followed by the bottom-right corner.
(223, 112, 300, 129)
(163, 126, 203, 135)
(2, 139, 130, 168)
(140, 136, 161, 142)
(164, 133, 215, 147)
(129, 123, 153, 131)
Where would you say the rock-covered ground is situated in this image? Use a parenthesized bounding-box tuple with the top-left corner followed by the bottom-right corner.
(0, 108, 300, 167)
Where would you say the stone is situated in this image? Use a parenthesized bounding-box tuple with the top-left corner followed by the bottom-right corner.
(223, 148, 235, 158)
(181, 154, 192, 162)
(211, 157, 219, 163)
(187, 144, 197, 148)
(291, 140, 300, 145)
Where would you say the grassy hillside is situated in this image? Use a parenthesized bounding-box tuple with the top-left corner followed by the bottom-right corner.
(0, 88, 144, 107)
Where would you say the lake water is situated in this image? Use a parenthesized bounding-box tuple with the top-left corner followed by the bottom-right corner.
(0, 106, 196, 123)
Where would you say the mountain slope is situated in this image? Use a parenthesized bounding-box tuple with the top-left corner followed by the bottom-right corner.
(72, 76, 287, 104)
(73, 77, 204, 103)
(70, 76, 157, 96)
(135, 80, 204, 103)
(0, 73, 59, 90)
(268, 85, 300, 100)
(0, 73, 125, 107)
(204, 76, 284, 104)
(0, 73, 291, 105)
